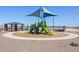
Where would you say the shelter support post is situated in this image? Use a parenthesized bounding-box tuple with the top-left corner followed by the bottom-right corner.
(21, 24, 24, 31)
(11, 24, 13, 31)
(4, 24, 8, 31)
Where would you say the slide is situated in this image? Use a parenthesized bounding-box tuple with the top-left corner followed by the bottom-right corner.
(43, 27, 49, 33)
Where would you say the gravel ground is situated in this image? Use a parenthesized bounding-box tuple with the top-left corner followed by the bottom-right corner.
(0, 32, 79, 52)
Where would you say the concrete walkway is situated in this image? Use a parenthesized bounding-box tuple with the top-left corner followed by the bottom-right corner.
(3, 31, 79, 40)
(1, 32, 79, 51)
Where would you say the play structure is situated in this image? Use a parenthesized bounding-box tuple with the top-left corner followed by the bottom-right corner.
(30, 21, 52, 35)
(27, 7, 57, 35)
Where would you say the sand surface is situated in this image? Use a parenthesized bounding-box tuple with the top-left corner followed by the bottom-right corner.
(13, 32, 68, 38)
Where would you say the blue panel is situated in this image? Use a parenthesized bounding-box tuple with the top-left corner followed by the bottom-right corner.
(43, 12, 56, 18)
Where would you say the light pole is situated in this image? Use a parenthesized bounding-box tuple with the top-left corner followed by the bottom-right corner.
(53, 17, 54, 31)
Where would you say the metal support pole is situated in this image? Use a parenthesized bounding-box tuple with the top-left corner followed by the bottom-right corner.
(53, 18, 54, 31)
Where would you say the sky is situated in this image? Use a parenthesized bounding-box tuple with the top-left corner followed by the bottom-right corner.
(0, 6, 79, 27)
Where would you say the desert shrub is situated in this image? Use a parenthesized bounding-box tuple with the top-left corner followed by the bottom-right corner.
(70, 42, 79, 46)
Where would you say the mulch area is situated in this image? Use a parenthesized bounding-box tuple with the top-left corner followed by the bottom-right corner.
(13, 32, 68, 38)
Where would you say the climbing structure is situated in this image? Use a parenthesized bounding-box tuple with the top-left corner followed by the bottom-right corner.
(27, 7, 57, 35)
(30, 21, 52, 35)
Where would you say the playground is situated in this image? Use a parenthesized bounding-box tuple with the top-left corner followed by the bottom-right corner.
(0, 6, 79, 51)
(3, 7, 78, 40)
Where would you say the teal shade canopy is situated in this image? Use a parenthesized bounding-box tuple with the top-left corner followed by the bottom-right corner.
(27, 7, 57, 18)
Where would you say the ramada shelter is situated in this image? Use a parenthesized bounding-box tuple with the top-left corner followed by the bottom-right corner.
(4, 22, 24, 31)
